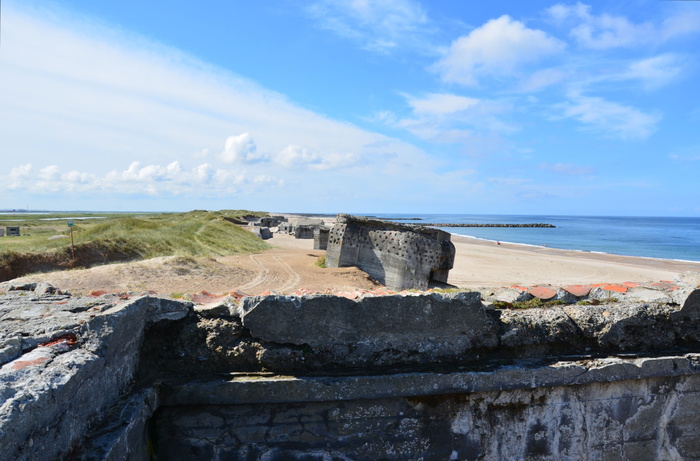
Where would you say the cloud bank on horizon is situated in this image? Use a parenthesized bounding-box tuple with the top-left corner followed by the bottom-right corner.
(1, 0, 699, 215)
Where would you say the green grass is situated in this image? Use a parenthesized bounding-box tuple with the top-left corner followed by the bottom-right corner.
(0, 210, 270, 281)
(493, 298, 567, 310)
(314, 255, 326, 268)
(576, 297, 619, 305)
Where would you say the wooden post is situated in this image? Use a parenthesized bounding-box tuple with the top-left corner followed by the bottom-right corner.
(68, 221, 75, 260)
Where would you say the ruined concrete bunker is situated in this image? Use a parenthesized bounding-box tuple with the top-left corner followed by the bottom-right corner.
(325, 214, 455, 290)
(4, 275, 700, 460)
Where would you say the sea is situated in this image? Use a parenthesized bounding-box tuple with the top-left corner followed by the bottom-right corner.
(371, 214, 700, 263)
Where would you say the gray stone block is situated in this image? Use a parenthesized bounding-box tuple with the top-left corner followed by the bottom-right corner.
(240, 291, 497, 364)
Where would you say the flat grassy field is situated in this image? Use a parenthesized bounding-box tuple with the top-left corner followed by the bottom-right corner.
(0, 210, 271, 282)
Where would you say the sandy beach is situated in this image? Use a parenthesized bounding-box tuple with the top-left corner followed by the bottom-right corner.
(9, 216, 700, 296)
(447, 234, 700, 288)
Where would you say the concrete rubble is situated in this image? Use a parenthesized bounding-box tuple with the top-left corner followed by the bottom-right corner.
(1, 273, 700, 460)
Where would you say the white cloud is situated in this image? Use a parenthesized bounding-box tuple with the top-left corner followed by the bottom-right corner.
(539, 162, 596, 176)
(433, 15, 565, 86)
(557, 91, 660, 140)
(193, 148, 209, 159)
(623, 54, 684, 90)
(38, 165, 61, 181)
(307, 0, 432, 53)
(220, 133, 267, 164)
(367, 110, 399, 125)
(668, 145, 700, 162)
(8, 164, 34, 190)
(488, 177, 532, 186)
(0, 161, 288, 198)
(405, 93, 479, 115)
(661, 9, 700, 41)
(114, 161, 182, 182)
(0, 4, 444, 210)
(669, 153, 700, 162)
(394, 92, 516, 142)
(275, 145, 360, 171)
(517, 68, 569, 93)
(546, 2, 700, 49)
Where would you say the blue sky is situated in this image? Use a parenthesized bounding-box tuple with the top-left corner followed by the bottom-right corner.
(1, 0, 699, 215)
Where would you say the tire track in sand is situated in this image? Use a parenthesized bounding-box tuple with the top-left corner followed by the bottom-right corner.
(273, 255, 302, 293)
(237, 254, 269, 291)
(237, 253, 302, 294)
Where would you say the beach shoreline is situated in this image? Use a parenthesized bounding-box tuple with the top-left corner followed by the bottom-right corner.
(447, 232, 700, 288)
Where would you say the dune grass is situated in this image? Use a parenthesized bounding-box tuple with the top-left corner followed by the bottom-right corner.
(0, 210, 270, 281)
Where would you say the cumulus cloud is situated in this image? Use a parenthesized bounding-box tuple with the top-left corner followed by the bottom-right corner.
(433, 15, 565, 86)
(557, 91, 660, 139)
(0, 161, 285, 198)
(112, 161, 182, 182)
(546, 2, 700, 49)
(219, 133, 267, 164)
(307, 0, 432, 53)
(8, 164, 33, 189)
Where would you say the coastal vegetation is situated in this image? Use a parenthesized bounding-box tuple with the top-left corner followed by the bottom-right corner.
(0, 210, 270, 282)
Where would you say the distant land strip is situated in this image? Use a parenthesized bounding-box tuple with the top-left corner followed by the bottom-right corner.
(401, 223, 556, 228)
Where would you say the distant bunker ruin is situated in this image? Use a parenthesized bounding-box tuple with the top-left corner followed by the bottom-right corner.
(4, 273, 700, 460)
(4, 227, 19, 237)
(326, 214, 456, 290)
(276, 217, 324, 239)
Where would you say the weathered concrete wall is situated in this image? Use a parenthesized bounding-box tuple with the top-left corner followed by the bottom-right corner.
(3, 274, 700, 460)
(313, 226, 329, 250)
(249, 225, 272, 239)
(0, 284, 190, 461)
(237, 291, 497, 369)
(153, 359, 700, 460)
(326, 214, 455, 290)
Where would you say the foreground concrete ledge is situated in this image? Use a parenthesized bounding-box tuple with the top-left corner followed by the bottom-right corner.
(160, 353, 700, 407)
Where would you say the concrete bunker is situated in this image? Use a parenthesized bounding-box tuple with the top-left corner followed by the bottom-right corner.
(5, 226, 20, 237)
(325, 214, 456, 290)
(3, 275, 700, 460)
(260, 216, 286, 228)
(276, 217, 325, 239)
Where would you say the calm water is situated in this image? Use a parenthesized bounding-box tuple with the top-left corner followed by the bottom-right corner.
(373, 214, 700, 263)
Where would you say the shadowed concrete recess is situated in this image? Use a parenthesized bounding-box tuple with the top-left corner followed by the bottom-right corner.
(325, 214, 456, 290)
(2, 274, 700, 460)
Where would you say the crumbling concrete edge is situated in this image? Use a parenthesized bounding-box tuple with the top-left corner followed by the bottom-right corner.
(0, 296, 191, 461)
